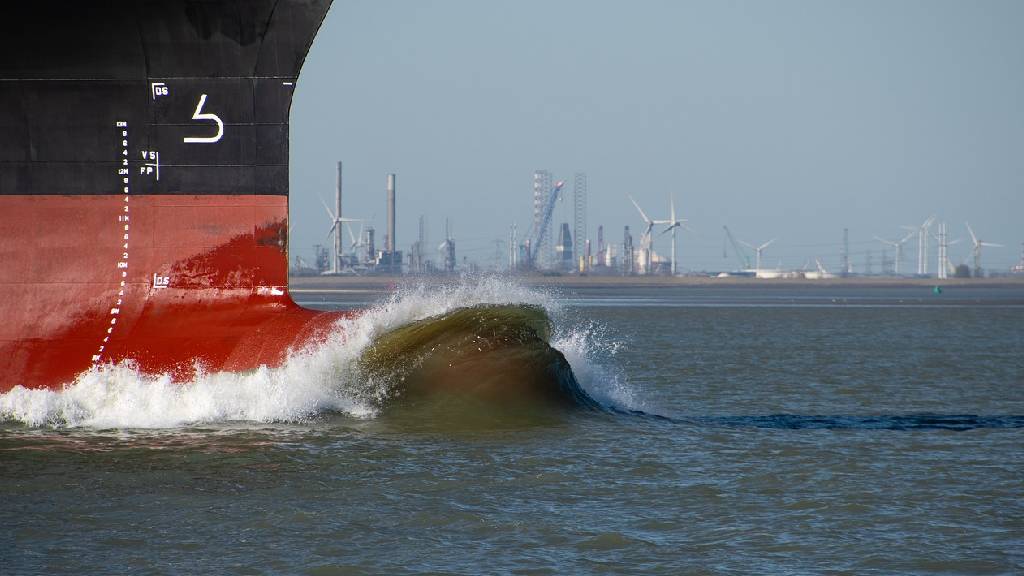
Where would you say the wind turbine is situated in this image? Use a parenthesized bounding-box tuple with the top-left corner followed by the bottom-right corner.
(965, 221, 1003, 278)
(657, 195, 687, 276)
(344, 220, 367, 265)
(628, 195, 655, 245)
(319, 196, 362, 274)
(874, 230, 916, 275)
(739, 238, 776, 276)
(902, 215, 935, 275)
(628, 195, 661, 274)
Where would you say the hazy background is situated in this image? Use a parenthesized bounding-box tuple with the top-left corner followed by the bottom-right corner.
(289, 0, 1024, 273)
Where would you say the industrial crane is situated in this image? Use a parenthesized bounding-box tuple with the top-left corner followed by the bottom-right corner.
(526, 180, 566, 268)
(722, 225, 752, 270)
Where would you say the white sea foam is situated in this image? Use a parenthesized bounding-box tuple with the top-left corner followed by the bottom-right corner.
(0, 276, 631, 428)
(552, 318, 641, 413)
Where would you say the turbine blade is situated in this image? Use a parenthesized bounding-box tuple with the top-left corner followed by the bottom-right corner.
(658, 224, 679, 237)
(628, 195, 651, 224)
(318, 196, 336, 220)
(965, 221, 979, 246)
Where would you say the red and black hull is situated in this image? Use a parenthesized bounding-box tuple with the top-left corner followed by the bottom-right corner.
(0, 1, 340, 391)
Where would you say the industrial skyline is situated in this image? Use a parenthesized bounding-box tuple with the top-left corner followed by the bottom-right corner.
(296, 162, 1018, 279)
(289, 2, 1023, 274)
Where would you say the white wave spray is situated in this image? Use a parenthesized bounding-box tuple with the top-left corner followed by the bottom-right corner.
(0, 276, 635, 428)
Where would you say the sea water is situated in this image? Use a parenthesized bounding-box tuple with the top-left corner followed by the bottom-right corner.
(2, 279, 1022, 574)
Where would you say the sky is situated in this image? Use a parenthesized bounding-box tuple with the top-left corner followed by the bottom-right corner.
(289, 0, 1024, 273)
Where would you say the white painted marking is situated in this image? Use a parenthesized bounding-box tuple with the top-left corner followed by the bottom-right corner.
(151, 82, 168, 99)
(256, 286, 286, 296)
(183, 94, 224, 143)
(97, 121, 132, 364)
(140, 150, 160, 181)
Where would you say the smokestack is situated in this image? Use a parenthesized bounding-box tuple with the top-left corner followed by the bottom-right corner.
(841, 227, 850, 276)
(336, 162, 343, 221)
(334, 161, 343, 273)
(386, 173, 396, 253)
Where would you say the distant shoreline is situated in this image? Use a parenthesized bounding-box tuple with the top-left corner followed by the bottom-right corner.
(289, 274, 1024, 291)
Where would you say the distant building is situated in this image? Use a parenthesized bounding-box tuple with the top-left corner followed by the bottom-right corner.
(1013, 243, 1024, 275)
(623, 226, 634, 275)
(314, 244, 330, 273)
(376, 250, 403, 274)
(440, 219, 456, 274)
(365, 227, 376, 267)
(556, 222, 574, 272)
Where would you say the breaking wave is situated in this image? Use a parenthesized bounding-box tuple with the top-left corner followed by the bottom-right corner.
(0, 277, 635, 428)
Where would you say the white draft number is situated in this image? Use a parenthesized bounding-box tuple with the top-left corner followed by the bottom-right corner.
(183, 94, 224, 144)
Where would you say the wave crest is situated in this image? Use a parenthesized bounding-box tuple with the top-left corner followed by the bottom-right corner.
(1, 277, 630, 428)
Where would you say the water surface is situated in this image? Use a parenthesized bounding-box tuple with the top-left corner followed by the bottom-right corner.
(3, 281, 1022, 574)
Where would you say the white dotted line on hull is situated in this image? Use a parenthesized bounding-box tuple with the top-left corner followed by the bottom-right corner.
(92, 121, 130, 365)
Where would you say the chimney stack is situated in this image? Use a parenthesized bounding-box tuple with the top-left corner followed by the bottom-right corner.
(386, 173, 396, 254)
(334, 161, 343, 273)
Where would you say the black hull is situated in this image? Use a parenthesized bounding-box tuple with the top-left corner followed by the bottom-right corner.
(0, 0, 332, 196)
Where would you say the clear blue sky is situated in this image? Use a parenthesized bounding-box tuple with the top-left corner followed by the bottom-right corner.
(290, 0, 1024, 273)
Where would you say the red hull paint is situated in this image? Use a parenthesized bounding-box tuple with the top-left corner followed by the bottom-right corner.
(0, 195, 348, 391)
